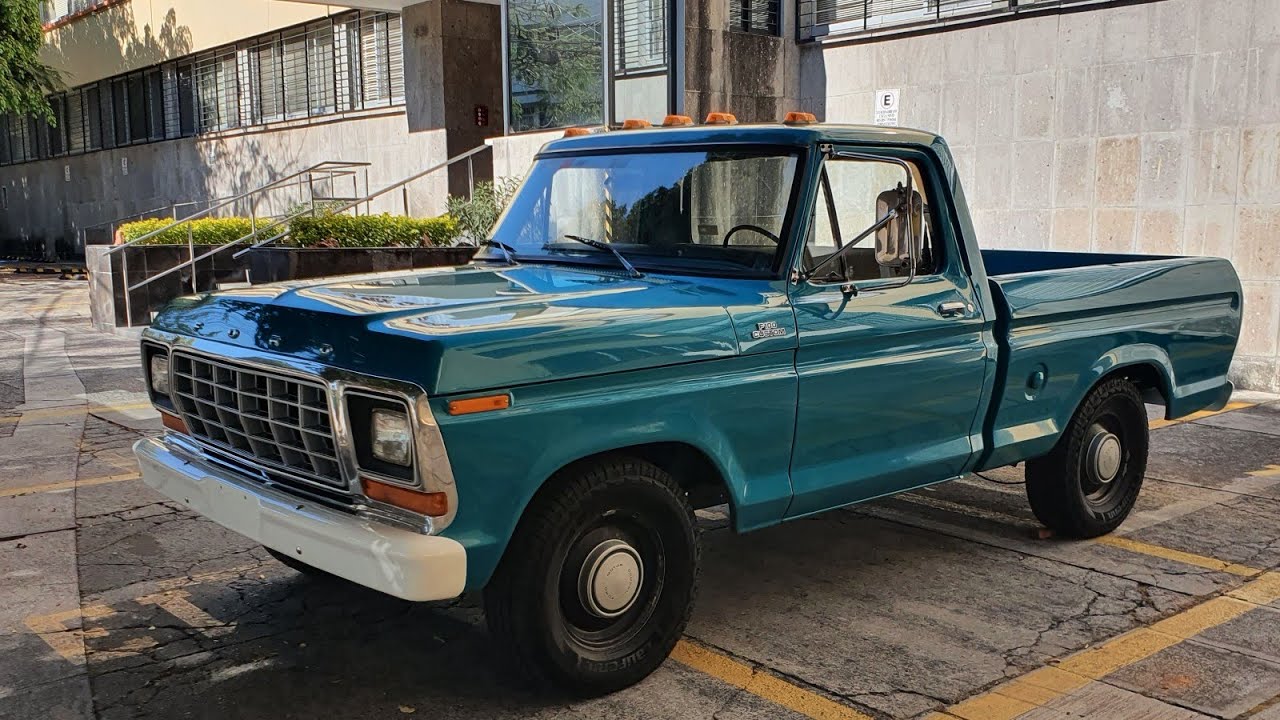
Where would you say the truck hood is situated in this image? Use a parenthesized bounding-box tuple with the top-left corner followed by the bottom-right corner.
(149, 264, 749, 395)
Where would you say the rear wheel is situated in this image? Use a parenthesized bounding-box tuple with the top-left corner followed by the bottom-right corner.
(485, 456, 699, 697)
(1025, 377, 1148, 538)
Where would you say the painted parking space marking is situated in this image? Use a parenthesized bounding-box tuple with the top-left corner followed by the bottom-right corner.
(1093, 536, 1260, 577)
(670, 640, 875, 720)
(1148, 401, 1255, 430)
(927, 570, 1280, 720)
(0, 400, 155, 425)
(0, 471, 142, 498)
(23, 605, 116, 664)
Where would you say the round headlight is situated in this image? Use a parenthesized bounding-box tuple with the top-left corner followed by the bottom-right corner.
(370, 409, 412, 467)
(149, 354, 170, 396)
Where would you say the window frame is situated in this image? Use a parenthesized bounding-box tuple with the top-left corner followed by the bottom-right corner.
(799, 148, 947, 287)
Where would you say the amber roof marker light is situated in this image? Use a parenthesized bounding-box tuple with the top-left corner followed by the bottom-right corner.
(783, 111, 818, 124)
(661, 114, 694, 127)
(621, 118, 652, 129)
(703, 112, 738, 125)
(562, 127, 591, 137)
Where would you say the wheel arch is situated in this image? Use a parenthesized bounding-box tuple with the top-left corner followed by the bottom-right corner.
(481, 440, 735, 588)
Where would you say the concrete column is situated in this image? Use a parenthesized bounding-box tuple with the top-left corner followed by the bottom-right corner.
(683, 1, 801, 124)
(402, 0, 504, 197)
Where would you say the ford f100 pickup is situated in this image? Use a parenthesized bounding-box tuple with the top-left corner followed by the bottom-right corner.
(134, 120, 1242, 696)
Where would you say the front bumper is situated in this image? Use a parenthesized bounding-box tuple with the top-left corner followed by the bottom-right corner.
(134, 436, 466, 602)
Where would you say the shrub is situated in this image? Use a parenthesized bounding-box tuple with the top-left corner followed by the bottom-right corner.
(117, 217, 264, 246)
(286, 213, 459, 248)
(446, 177, 522, 243)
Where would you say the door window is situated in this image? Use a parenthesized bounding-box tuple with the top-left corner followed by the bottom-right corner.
(805, 156, 939, 282)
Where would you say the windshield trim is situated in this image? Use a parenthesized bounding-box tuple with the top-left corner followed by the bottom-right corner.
(479, 144, 810, 281)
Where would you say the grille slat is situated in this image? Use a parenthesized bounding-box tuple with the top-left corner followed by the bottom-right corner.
(171, 353, 345, 490)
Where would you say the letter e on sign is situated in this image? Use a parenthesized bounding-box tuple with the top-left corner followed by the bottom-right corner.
(874, 89, 900, 126)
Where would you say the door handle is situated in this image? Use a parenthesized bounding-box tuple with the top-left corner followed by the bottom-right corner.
(937, 301, 968, 318)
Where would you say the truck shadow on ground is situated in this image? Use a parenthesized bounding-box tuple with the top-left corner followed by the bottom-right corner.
(72, 495, 1204, 720)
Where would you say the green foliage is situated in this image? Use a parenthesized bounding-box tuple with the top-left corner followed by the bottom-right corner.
(0, 0, 63, 123)
(118, 217, 260, 246)
(119, 213, 460, 248)
(286, 213, 460, 248)
(507, 1, 603, 131)
(446, 178, 522, 243)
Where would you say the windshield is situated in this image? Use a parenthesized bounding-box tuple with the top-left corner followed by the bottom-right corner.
(485, 148, 801, 276)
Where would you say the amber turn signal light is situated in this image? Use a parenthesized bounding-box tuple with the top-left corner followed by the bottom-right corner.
(621, 118, 652, 129)
(160, 410, 187, 434)
(783, 111, 817, 124)
(562, 127, 591, 137)
(447, 394, 511, 416)
(662, 114, 694, 127)
(362, 476, 449, 517)
(704, 112, 738, 125)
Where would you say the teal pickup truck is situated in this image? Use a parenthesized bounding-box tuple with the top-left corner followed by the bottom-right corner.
(134, 120, 1242, 696)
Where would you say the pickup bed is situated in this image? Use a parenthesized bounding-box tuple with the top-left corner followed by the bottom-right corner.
(134, 122, 1241, 696)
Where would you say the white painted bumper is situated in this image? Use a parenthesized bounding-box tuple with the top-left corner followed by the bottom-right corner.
(133, 437, 466, 602)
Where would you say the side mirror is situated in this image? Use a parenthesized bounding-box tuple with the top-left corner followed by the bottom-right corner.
(874, 187, 923, 268)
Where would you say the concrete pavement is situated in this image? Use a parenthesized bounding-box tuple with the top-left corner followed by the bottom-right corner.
(1, 272, 1278, 720)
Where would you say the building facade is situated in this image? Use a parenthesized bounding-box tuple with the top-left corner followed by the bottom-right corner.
(1, 0, 1277, 390)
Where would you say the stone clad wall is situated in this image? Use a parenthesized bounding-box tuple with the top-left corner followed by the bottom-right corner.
(0, 113, 449, 259)
(802, 0, 1280, 391)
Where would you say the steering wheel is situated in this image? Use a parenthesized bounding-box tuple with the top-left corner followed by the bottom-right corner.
(722, 224, 781, 247)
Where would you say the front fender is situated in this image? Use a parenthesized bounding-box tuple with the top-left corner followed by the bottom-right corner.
(435, 352, 798, 590)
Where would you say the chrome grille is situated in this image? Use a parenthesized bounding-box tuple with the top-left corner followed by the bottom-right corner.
(170, 353, 345, 489)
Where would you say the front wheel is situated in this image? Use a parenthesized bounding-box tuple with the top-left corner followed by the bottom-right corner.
(1025, 377, 1149, 538)
(484, 457, 699, 696)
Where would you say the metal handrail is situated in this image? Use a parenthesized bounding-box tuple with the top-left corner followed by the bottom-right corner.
(322, 144, 492, 220)
(103, 160, 371, 255)
(112, 146, 493, 327)
(110, 160, 370, 327)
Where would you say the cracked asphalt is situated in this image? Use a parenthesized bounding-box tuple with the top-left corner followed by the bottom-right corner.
(2, 273, 1279, 720)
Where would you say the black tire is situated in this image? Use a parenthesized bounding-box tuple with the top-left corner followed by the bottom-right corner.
(265, 546, 339, 580)
(484, 456, 699, 697)
(1026, 377, 1149, 538)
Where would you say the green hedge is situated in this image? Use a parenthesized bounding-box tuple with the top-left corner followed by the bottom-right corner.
(117, 217, 262, 246)
(286, 214, 459, 248)
(117, 213, 459, 248)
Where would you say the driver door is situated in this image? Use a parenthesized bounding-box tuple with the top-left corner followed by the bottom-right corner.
(786, 150, 989, 518)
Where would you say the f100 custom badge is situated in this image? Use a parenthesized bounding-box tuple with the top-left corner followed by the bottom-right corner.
(750, 321, 788, 340)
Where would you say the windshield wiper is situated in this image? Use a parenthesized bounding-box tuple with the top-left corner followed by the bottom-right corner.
(478, 239, 519, 265)
(561, 235, 643, 279)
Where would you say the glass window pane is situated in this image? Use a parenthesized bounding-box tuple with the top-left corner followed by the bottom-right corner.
(307, 22, 335, 115)
(283, 27, 309, 117)
(507, 0, 605, 132)
(146, 70, 165, 140)
(83, 85, 100, 148)
(177, 62, 196, 136)
(67, 90, 87, 153)
(128, 74, 147, 142)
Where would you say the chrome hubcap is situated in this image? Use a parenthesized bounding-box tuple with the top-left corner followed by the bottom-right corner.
(578, 539, 644, 618)
(1087, 429, 1123, 484)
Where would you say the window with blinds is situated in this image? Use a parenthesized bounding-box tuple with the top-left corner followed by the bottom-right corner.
(729, 0, 781, 35)
(0, 11, 407, 167)
(614, 0, 667, 74)
(801, 0, 1011, 39)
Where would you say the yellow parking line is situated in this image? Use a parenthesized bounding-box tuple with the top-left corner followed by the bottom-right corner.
(1094, 535, 1260, 577)
(931, 570, 1280, 720)
(0, 401, 155, 425)
(0, 471, 142, 498)
(671, 639, 874, 720)
(1148, 401, 1255, 430)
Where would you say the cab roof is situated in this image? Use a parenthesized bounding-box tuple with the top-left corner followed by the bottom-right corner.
(538, 123, 944, 155)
